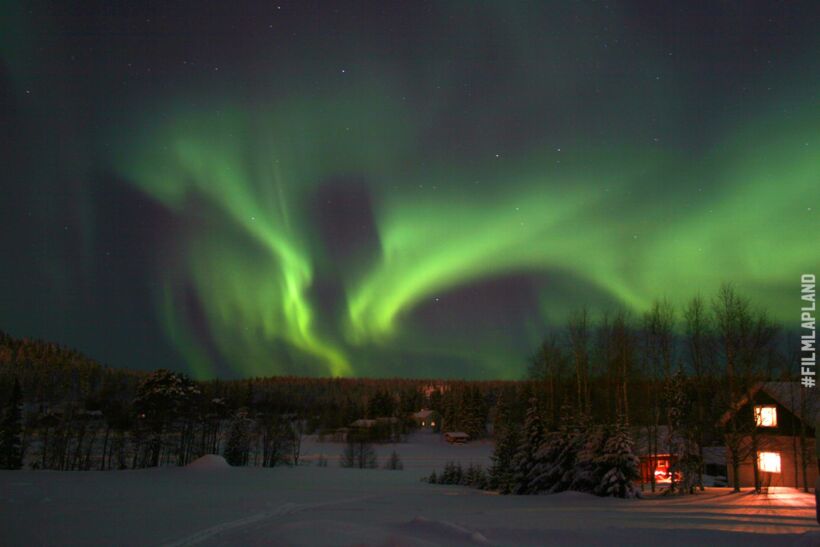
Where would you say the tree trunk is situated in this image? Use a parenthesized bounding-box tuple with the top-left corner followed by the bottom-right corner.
(100, 426, 110, 470)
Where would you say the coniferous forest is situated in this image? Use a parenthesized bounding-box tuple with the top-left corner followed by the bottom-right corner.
(0, 285, 815, 497)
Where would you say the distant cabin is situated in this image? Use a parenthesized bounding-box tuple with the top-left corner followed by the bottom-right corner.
(411, 409, 439, 431)
(719, 381, 818, 489)
(444, 431, 470, 444)
(638, 453, 677, 485)
(631, 426, 681, 485)
(631, 428, 728, 486)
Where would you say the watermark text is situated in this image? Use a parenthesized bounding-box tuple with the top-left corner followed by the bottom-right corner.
(800, 274, 816, 388)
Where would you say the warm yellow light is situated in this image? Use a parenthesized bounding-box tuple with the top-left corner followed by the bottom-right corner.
(754, 405, 777, 427)
(431, 421, 436, 427)
(758, 451, 781, 473)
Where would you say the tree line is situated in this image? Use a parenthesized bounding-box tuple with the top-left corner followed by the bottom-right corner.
(511, 283, 807, 493)
(0, 331, 505, 470)
(0, 283, 812, 492)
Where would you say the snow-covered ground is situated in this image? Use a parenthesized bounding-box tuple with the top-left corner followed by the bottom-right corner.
(2, 434, 817, 546)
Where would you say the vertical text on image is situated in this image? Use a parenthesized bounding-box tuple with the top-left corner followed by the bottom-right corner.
(800, 273, 816, 388)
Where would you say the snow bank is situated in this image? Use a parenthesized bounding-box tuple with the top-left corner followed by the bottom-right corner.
(185, 454, 230, 470)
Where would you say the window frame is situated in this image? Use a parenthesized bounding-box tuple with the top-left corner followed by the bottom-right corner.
(753, 404, 778, 428)
(757, 451, 782, 473)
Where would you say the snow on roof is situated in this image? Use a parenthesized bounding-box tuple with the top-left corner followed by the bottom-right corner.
(719, 381, 820, 427)
(759, 381, 820, 421)
(630, 426, 684, 455)
(412, 409, 435, 419)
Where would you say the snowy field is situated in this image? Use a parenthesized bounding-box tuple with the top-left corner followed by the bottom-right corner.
(2, 433, 817, 546)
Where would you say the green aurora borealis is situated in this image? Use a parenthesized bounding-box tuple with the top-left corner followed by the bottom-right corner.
(2, 2, 818, 378)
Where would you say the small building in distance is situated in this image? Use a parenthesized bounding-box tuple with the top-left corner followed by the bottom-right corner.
(631, 426, 681, 486)
(719, 381, 818, 490)
(444, 431, 470, 444)
(638, 453, 677, 485)
(411, 409, 440, 432)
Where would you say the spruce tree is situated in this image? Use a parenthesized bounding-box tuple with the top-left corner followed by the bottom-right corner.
(510, 398, 544, 494)
(570, 424, 609, 493)
(664, 368, 697, 493)
(489, 424, 520, 493)
(0, 378, 23, 469)
(464, 462, 487, 489)
(440, 461, 464, 484)
(224, 409, 251, 466)
(595, 418, 641, 498)
(488, 393, 520, 493)
(530, 405, 583, 494)
(462, 387, 486, 439)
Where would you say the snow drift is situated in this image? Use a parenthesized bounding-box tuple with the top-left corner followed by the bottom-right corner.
(185, 454, 230, 470)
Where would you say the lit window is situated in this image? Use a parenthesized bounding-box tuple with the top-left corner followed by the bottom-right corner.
(754, 405, 777, 427)
(431, 421, 436, 427)
(758, 451, 781, 473)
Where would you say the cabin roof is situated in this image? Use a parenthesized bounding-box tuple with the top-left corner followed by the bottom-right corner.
(630, 426, 683, 455)
(719, 381, 819, 427)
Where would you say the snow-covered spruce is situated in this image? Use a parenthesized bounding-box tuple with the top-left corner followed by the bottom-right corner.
(487, 391, 519, 493)
(488, 422, 519, 493)
(569, 424, 609, 493)
(594, 418, 641, 499)
(510, 398, 545, 494)
(528, 406, 585, 494)
(423, 460, 487, 488)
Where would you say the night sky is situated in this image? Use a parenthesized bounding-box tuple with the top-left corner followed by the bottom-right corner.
(1, 1, 818, 379)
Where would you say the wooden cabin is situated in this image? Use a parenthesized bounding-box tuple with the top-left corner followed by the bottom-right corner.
(719, 382, 818, 489)
(638, 453, 678, 484)
(411, 409, 439, 431)
(444, 431, 470, 444)
(631, 426, 683, 486)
